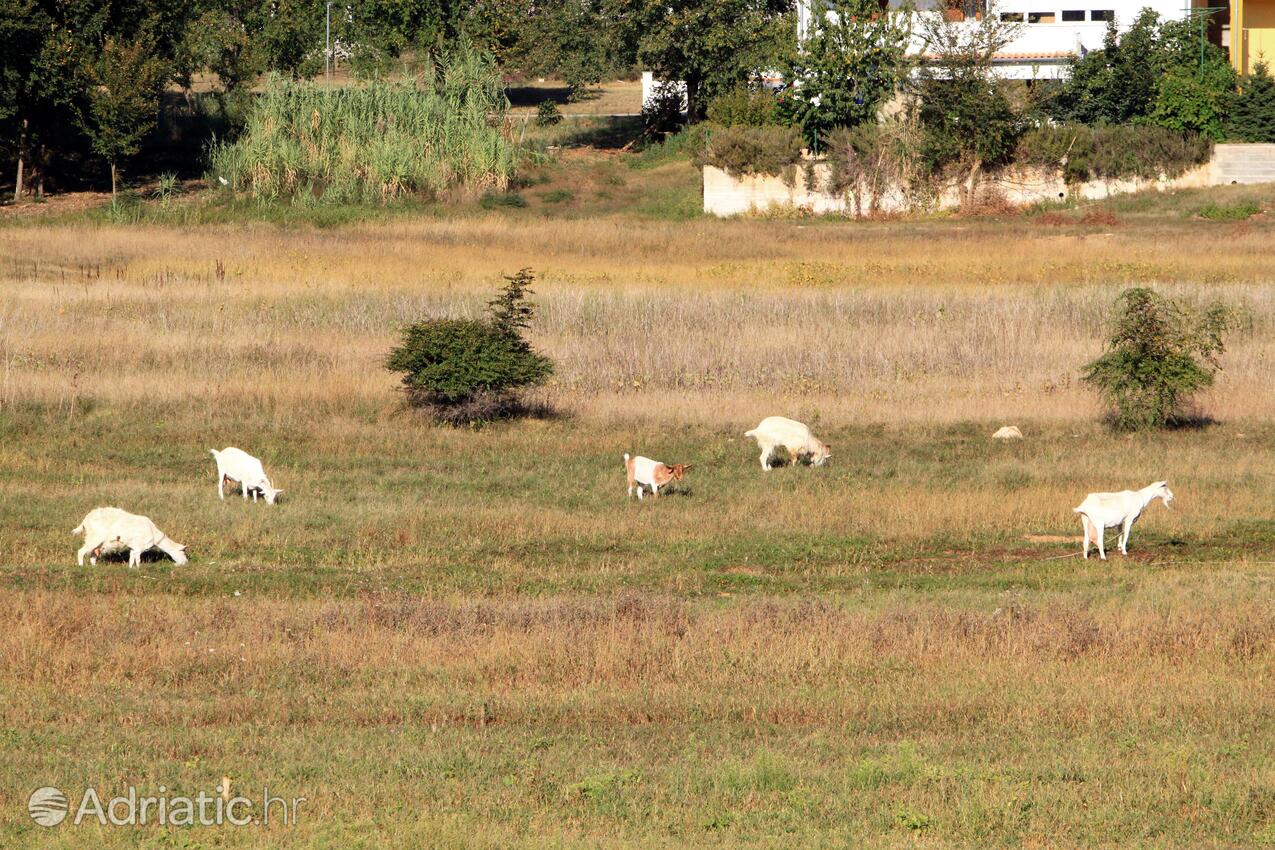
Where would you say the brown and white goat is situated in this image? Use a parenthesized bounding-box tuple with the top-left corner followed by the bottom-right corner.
(624, 453, 691, 499)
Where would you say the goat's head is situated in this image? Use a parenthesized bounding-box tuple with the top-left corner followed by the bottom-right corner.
(166, 540, 189, 565)
(1153, 481, 1173, 509)
(812, 441, 831, 466)
(262, 484, 284, 505)
(668, 464, 692, 481)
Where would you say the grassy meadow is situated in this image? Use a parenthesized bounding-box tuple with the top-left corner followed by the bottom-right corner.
(2, 190, 1275, 847)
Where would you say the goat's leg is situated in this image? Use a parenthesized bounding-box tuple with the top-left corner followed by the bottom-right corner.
(218, 473, 226, 500)
(76, 541, 93, 566)
(128, 548, 140, 568)
(1081, 517, 1090, 559)
(759, 446, 771, 471)
(1096, 525, 1106, 560)
(1119, 517, 1133, 555)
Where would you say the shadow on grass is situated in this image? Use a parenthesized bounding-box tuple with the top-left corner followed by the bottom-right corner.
(556, 116, 644, 150)
(508, 85, 575, 107)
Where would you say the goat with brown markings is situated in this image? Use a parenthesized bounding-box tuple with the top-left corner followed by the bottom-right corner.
(624, 453, 692, 500)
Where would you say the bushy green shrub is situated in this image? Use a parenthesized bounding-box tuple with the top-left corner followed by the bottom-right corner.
(1082, 287, 1234, 430)
(386, 269, 553, 423)
(705, 125, 803, 178)
(208, 46, 515, 204)
(1150, 61, 1236, 141)
(1016, 124, 1212, 182)
(824, 121, 931, 214)
(706, 85, 780, 127)
(536, 100, 564, 127)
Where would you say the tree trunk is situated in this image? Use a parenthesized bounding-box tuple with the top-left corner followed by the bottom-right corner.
(13, 119, 27, 204)
(34, 142, 45, 199)
(684, 75, 703, 124)
(963, 157, 983, 208)
(110, 162, 117, 198)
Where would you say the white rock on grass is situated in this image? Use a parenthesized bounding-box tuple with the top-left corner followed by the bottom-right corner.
(992, 425, 1023, 440)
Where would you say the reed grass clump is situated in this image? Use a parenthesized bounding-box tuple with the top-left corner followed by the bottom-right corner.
(209, 48, 515, 204)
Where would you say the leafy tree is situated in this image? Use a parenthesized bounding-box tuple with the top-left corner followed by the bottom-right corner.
(626, 0, 792, 122)
(1149, 30, 1236, 141)
(0, 0, 50, 200)
(512, 0, 625, 98)
(776, 0, 911, 147)
(1082, 288, 1235, 430)
(1228, 60, 1275, 142)
(386, 269, 553, 423)
(1050, 10, 1237, 138)
(1049, 11, 1162, 125)
(79, 35, 169, 196)
(910, 3, 1025, 203)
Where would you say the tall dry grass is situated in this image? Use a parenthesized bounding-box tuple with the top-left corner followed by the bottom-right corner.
(2, 216, 1275, 423)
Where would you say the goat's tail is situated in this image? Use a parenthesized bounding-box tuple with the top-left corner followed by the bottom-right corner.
(71, 523, 83, 535)
(744, 429, 757, 438)
(623, 453, 630, 464)
(1072, 507, 1084, 514)
(208, 449, 220, 459)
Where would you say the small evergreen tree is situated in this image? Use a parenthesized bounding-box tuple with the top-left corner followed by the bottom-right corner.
(1228, 61, 1275, 142)
(386, 269, 554, 423)
(1082, 288, 1234, 431)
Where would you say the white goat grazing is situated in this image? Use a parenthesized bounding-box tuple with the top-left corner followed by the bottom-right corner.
(209, 447, 283, 504)
(1074, 481, 1174, 560)
(73, 507, 188, 567)
(743, 416, 831, 471)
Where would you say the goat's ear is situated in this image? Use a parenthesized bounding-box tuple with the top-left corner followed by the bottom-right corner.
(683, 465, 693, 472)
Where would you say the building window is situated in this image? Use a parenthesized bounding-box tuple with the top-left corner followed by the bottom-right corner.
(1061, 9, 1085, 20)
(1090, 9, 1114, 20)
(1028, 11, 1056, 22)
(1001, 11, 1025, 21)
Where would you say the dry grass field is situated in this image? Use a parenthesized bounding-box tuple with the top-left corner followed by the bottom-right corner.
(2, 188, 1274, 847)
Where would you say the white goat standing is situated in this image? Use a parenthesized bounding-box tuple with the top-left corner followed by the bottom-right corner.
(73, 507, 188, 567)
(1074, 481, 1174, 560)
(209, 447, 283, 504)
(744, 416, 831, 471)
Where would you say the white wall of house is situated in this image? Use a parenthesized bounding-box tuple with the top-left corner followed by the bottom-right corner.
(798, 0, 1192, 79)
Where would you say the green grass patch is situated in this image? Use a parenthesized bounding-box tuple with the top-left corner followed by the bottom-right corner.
(1195, 200, 1262, 220)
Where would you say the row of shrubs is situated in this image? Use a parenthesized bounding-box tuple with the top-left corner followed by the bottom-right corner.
(702, 121, 1214, 186)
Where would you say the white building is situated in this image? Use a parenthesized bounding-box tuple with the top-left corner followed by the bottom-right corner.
(799, 0, 1215, 80)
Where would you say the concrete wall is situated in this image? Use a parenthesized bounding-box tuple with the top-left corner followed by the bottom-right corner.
(703, 144, 1275, 217)
(1212, 144, 1275, 184)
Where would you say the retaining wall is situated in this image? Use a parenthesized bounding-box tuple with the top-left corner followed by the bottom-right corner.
(703, 144, 1275, 217)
